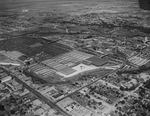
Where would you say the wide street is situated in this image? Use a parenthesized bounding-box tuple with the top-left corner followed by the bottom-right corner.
(10, 73, 71, 116)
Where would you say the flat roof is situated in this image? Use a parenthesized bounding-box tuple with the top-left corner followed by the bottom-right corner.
(57, 63, 99, 78)
(18, 55, 28, 61)
(58, 67, 76, 75)
(86, 56, 109, 66)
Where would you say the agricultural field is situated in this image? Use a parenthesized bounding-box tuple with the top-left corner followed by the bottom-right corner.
(0, 37, 71, 61)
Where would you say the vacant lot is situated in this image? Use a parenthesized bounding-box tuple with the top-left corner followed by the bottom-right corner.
(0, 37, 71, 58)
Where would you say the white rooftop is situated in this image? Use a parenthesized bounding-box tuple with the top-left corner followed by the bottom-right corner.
(57, 63, 99, 78)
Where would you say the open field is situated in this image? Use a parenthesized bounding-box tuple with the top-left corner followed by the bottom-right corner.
(0, 37, 71, 59)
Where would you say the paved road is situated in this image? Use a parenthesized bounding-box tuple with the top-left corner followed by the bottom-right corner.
(57, 69, 116, 103)
(11, 74, 71, 116)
